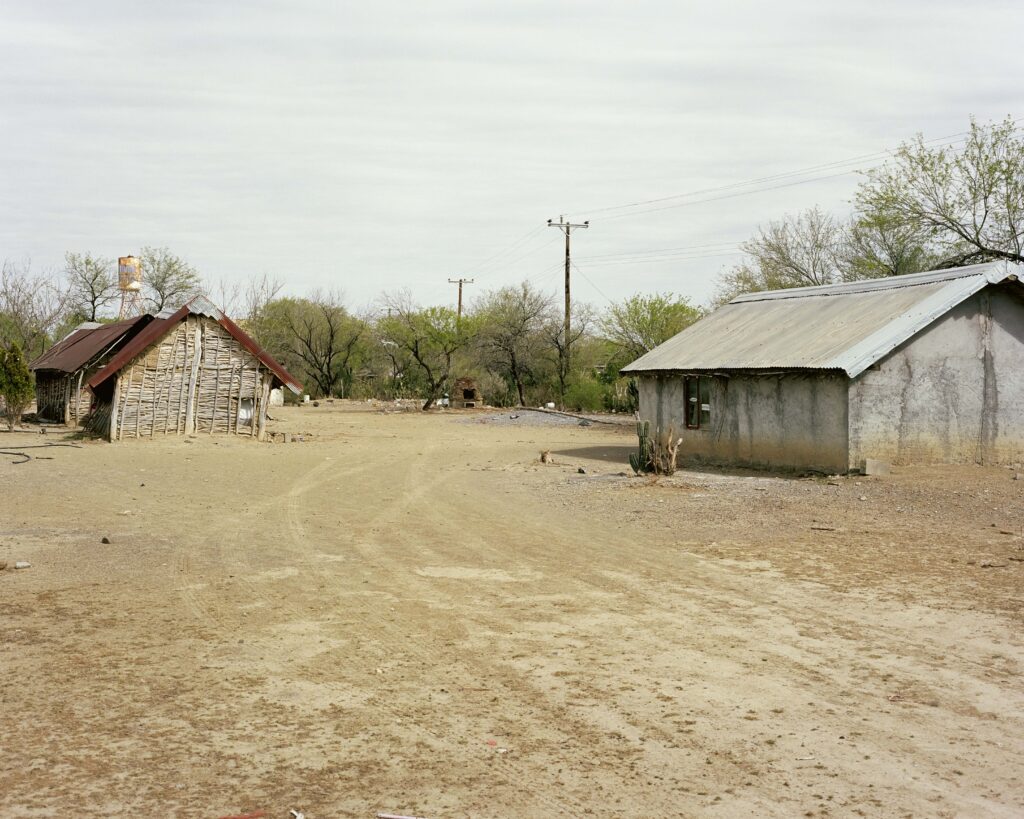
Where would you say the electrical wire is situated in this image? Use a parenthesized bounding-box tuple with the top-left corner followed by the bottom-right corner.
(565, 123, 1021, 220)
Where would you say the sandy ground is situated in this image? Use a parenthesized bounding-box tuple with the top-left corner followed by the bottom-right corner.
(1, 403, 1022, 818)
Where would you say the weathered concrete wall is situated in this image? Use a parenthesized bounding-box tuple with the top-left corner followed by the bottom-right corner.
(849, 284, 1024, 466)
(637, 372, 849, 472)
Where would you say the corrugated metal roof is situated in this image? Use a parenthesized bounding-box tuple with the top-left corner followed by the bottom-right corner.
(87, 295, 303, 394)
(29, 315, 153, 373)
(622, 261, 1022, 378)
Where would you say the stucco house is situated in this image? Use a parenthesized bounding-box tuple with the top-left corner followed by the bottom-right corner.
(621, 261, 1024, 472)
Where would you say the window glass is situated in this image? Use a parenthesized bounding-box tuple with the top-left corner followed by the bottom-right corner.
(684, 375, 711, 429)
(699, 376, 711, 426)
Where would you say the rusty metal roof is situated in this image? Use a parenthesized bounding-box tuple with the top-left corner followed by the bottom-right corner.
(29, 315, 153, 373)
(86, 295, 302, 394)
(622, 261, 1023, 378)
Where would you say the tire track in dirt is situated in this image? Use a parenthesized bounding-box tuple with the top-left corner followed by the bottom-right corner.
(170, 447, 591, 816)
(348, 457, 1024, 813)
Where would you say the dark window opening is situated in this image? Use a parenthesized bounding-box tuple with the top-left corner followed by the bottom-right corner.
(684, 375, 711, 429)
(463, 389, 475, 400)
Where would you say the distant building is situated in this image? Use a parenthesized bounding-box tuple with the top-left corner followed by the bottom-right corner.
(622, 262, 1024, 472)
(30, 315, 153, 426)
(84, 296, 301, 441)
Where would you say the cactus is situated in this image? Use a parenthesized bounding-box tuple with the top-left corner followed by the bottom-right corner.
(632, 420, 681, 475)
(632, 420, 653, 474)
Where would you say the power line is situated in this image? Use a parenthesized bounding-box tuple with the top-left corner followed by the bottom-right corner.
(565, 124, 1012, 220)
(570, 260, 613, 306)
(577, 251, 743, 268)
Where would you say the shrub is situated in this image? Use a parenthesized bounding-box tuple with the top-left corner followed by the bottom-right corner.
(0, 343, 34, 430)
(563, 377, 608, 412)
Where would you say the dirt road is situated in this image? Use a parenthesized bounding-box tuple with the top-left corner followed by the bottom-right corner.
(1, 405, 1022, 817)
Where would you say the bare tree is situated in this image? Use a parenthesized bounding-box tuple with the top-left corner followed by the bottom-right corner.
(243, 274, 283, 323)
(544, 302, 594, 401)
(208, 277, 243, 317)
(65, 252, 118, 321)
(0, 259, 71, 359)
(712, 208, 845, 305)
(280, 291, 365, 398)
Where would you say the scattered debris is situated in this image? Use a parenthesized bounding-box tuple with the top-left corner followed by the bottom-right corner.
(577, 467, 586, 474)
(101, 536, 111, 544)
(578, 419, 592, 427)
(540, 450, 553, 464)
(0, 560, 7, 571)
(1, 441, 82, 465)
(290, 811, 305, 819)
(858, 496, 868, 501)
(377, 813, 431, 819)
(979, 561, 1007, 568)
(218, 812, 266, 819)
(810, 525, 837, 532)
(14, 561, 31, 570)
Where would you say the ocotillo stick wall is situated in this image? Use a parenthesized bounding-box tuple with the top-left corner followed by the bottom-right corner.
(84, 296, 300, 442)
(109, 316, 270, 439)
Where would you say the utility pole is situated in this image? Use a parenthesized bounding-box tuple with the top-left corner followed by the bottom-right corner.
(547, 215, 589, 376)
(447, 277, 474, 325)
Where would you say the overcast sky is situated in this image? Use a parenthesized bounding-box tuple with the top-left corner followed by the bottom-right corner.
(1, 0, 1021, 312)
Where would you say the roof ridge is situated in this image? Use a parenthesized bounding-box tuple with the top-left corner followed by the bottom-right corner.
(730, 261, 1015, 304)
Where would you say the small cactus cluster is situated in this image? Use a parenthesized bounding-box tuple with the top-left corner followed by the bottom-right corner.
(630, 420, 681, 475)
(630, 421, 653, 474)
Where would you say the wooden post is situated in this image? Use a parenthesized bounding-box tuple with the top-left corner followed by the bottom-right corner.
(176, 325, 188, 434)
(184, 319, 203, 434)
(256, 375, 271, 440)
(109, 376, 121, 442)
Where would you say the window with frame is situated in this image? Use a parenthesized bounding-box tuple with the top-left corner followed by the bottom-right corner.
(684, 375, 711, 429)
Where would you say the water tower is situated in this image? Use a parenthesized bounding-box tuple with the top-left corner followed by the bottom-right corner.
(117, 255, 143, 319)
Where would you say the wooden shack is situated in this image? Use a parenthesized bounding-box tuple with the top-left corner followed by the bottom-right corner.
(84, 296, 301, 441)
(30, 316, 153, 426)
(450, 377, 482, 408)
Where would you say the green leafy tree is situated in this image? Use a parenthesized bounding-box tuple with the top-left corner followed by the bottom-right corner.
(0, 342, 33, 430)
(858, 117, 1024, 266)
(600, 292, 703, 363)
(379, 293, 475, 410)
(251, 293, 366, 398)
(840, 212, 942, 281)
(139, 246, 202, 312)
(65, 252, 118, 321)
(474, 282, 554, 406)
